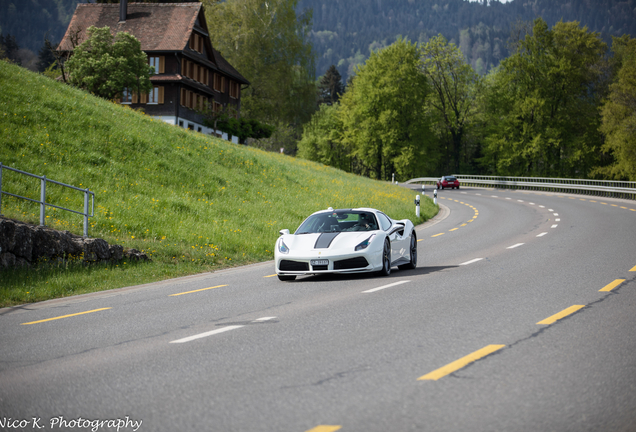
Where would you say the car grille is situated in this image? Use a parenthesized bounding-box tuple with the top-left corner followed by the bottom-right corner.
(279, 260, 309, 271)
(312, 265, 328, 271)
(333, 257, 369, 270)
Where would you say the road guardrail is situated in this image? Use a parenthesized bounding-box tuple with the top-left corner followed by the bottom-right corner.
(0, 162, 95, 237)
(405, 175, 636, 200)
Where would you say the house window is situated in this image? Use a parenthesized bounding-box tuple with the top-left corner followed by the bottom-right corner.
(213, 74, 225, 92)
(148, 87, 159, 104)
(149, 57, 159, 74)
(148, 56, 164, 74)
(229, 81, 240, 99)
(122, 87, 133, 104)
(190, 33, 204, 53)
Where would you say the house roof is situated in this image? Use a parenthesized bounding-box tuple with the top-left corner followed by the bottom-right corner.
(59, 2, 249, 85)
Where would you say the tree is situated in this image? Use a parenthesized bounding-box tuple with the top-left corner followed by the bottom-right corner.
(339, 38, 433, 180)
(298, 103, 350, 171)
(202, 0, 316, 128)
(481, 18, 608, 177)
(596, 36, 636, 180)
(420, 35, 480, 174)
(65, 26, 152, 100)
(200, 104, 275, 144)
(317, 65, 344, 106)
(0, 33, 21, 65)
(36, 40, 57, 72)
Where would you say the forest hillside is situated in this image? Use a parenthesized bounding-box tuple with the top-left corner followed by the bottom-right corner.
(298, 0, 636, 80)
(2, 0, 635, 81)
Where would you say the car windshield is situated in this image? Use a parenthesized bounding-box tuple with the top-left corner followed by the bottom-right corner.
(446, 177, 457, 181)
(296, 211, 379, 234)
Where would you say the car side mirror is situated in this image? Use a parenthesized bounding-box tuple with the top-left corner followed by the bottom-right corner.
(279, 229, 290, 236)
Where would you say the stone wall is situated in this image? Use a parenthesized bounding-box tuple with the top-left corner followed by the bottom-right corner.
(0, 217, 149, 269)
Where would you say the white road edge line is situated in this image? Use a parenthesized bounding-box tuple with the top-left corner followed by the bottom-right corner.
(537, 232, 548, 237)
(170, 325, 244, 344)
(460, 258, 483, 266)
(507, 243, 525, 249)
(362, 280, 410, 294)
(253, 317, 277, 322)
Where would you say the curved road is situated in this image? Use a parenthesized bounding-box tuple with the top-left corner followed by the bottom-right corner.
(1, 187, 635, 432)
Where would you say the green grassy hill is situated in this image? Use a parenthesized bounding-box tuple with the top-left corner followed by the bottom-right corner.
(0, 60, 437, 307)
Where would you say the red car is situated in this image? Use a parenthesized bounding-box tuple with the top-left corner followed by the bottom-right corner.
(437, 176, 460, 190)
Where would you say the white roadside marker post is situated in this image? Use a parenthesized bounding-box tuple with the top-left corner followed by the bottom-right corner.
(415, 195, 421, 218)
(434, 188, 438, 205)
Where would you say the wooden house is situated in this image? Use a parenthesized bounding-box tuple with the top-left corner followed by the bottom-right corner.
(58, 0, 249, 138)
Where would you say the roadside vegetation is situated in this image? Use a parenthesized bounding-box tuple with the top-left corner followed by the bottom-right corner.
(0, 61, 437, 307)
(301, 19, 636, 181)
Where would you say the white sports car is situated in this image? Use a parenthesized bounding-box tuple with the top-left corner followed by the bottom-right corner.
(275, 207, 417, 281)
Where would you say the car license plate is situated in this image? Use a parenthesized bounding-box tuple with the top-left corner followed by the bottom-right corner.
(311, 259, 329, 266)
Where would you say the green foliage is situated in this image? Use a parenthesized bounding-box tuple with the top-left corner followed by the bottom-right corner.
(0, 61, 435, 306)
(203, 0, 316, 129)
(214, 117, 275, 143)
(0, 33, 21, 65)
(480, 18, 608, 177)
(338, 38, 432, 181)
(597, 35, 636, 180)
(317, 64, 344, 106)
(298, 103, 349, 170)
(420, 35, 480, 174)
(65, 26, 153, 100)
(36, 40, 57, 72)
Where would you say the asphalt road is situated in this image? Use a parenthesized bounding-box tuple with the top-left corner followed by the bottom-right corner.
(1, 187, 635, 432)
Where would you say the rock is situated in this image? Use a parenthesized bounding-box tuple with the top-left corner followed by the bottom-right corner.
(0, 216, 136, 269)
(0, 219, 16, 253)
(32, 226, 63, 261)
(12, 223, 33, 260)
(0, 252, 16, 269)
(109, 244, 123, 262)
(83, 238, 111, 262)
(124, 248, 150, 261)
(15, 256, 30, 268)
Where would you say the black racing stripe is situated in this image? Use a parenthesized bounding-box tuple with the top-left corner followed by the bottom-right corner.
(314, 232, 340, 249)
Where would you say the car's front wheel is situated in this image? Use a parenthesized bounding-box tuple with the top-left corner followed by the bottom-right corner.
(399, 233, 417, 270)
(277, 274, 296, 281)
(378, 239, 391, 276)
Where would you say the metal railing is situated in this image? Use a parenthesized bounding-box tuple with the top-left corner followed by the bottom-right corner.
(0, 163, 95, 237)
(405, 175, 636, 200)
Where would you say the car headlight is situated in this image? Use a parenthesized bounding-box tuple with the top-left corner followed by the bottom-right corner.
(278, 239, 290, 254)
(355, 234, 375, 251)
